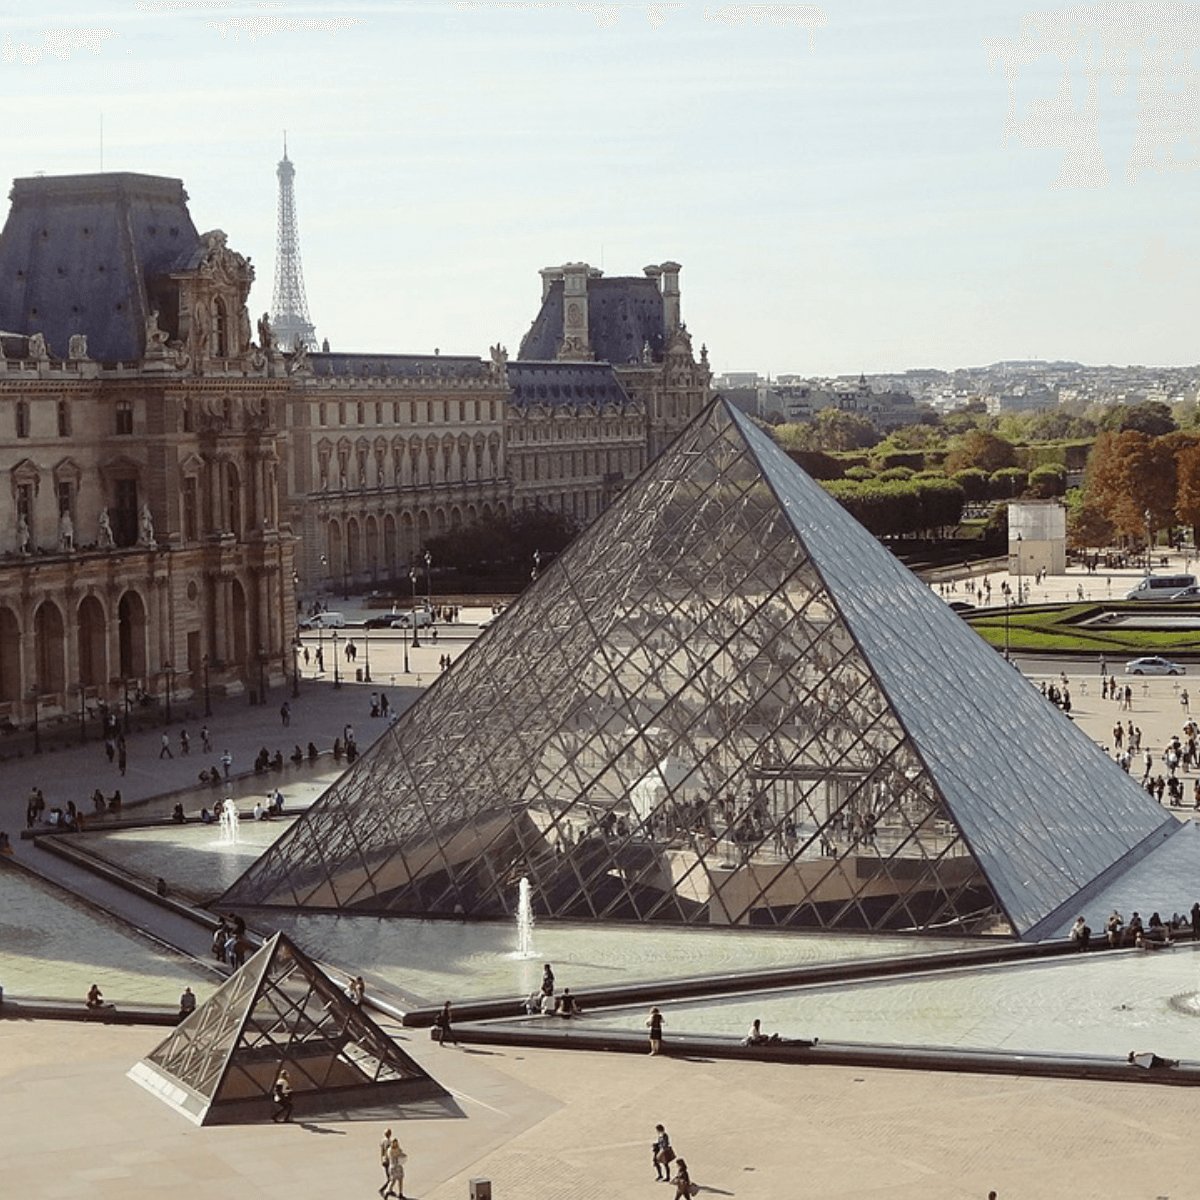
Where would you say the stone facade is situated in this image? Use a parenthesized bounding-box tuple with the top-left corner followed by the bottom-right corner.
(518, 260, 712, 460)
(0, 173, 294, 725)
(286, 352, 510, 594)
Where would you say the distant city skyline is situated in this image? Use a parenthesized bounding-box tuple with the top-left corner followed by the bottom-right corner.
(0, 2, 1196, 376)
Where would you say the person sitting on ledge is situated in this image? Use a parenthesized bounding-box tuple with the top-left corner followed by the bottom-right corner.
(332, 737, 343, 763)
(1128, 1050, 1180, 1069)
(92, 788, 106, 813)
(200, 807, 213, 824)
(290, 744, 304, 764)
(307, 741, 319, 761)
(0, 831, 11, 855)
(85, 983, 104, 1010)
(271, 749, 284, 771)
(743, 1018, 770, 1046)
(172, 803, 185, 824)
(1069, 916, 1091, 950)
(109, 790, 122, 814)
(556, 988, 580, 1017)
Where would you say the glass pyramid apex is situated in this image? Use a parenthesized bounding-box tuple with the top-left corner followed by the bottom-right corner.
(223, 398, 1179, 939)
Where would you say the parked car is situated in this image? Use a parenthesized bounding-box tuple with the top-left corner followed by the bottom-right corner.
(364, 613, 403, 629)
(1124, 656, 1186, 676)
(298, 611, 346, 630)
(948, 601, 976, 614)
(391, 608, 432, 629)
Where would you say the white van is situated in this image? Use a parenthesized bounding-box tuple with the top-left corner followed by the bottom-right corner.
(392, 608, 432, 629)
(1125, 575, 1197, 601)
(299, 611, 346, 629)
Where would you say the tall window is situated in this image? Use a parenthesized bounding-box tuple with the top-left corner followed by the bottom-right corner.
(213, 298, 228, 357)
(357, 401, 364, 425)
(55, 480, 71, 517)
(182, 476, 198, 541)
(16, 483, 33, 524)
(15, 399, 29, 438)
(56, 399, 70, 437)
(114, 479, 138, 547)
(318, 402, 327, 426)
(115, 399, 133, 435)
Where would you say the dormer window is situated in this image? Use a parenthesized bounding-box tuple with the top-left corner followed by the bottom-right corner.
(213, 298, 228, 357)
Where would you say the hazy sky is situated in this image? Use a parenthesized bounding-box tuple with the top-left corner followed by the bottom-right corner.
(1, 2, 1197, 376)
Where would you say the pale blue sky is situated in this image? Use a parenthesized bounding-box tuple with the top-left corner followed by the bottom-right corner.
(0, 1, 1196, 376)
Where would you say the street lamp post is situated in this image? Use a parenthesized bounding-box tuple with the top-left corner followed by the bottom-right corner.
(424, 549, 432, 612)
(164, 661, 174, 724)
(202, 654, 212, 718)
(1146, 508, 1153, 575)
(402, 612, 410, 673)
(292, 640, 300, 698)
(122, 677, 131, 734)
(28, 685, 40, 755)
(410, 566, 421, 650)
(73, 682, 86, 744)
(363, 625, 371, 684)
(1015, 532, 1023, 606)
(258, 647, 266, 704)
(332, 630, 342, 688)
(1004, 595, 1012, 662)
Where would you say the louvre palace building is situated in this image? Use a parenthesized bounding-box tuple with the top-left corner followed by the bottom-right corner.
(0, 170, 711, 722)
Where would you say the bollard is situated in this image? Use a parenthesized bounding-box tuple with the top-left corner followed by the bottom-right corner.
(469, 1179, 492, 1200)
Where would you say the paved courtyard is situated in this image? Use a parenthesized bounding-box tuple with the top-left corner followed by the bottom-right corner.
(4, 575, 1200, 1198)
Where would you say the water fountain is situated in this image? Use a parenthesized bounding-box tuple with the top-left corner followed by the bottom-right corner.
(219, 796, 240, 846)
(515, 876, 535, 958)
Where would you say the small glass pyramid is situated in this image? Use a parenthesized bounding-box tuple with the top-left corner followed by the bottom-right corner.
(128, 933, 443, 1124)
(223, 399, 1177, 939)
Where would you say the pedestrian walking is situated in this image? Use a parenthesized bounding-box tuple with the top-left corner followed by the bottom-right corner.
(378, 1128, 393, 1193)
(383, 1137, 407, 1199)
(647, 1005, 664, 1055)
(200, 724, 212, 753)
(434, 1000, 456, 1046)
(280, 702, 290, 727)
(221, 749, 233, 777)
(159, 732, 173, 758)
(653, 1124, 674, 1181)
(179, 986, 196, 1019)
(180, 728, 190, 755)
(672, 1157, 691, 1198)
(271, 1069, 293, 1122)
(117, 738, 127, 776)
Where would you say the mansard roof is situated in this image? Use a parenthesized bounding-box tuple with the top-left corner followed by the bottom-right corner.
(309, 352, 488, 381)
(518, 275, 666, 364)
(0, 172, 201, 361)
(506, 360, 634, 409)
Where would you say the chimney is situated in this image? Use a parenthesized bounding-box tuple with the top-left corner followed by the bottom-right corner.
(558, 261, 594, 361)
(658, 261, 682, 334)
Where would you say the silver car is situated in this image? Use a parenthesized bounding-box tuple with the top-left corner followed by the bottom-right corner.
(1124, 656, 1186, 676)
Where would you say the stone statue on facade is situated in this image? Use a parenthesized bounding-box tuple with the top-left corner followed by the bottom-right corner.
(27, 332, 48, 361)
(287, 340, 309, 375)
(489, 343, 509, 384)
(139, 503, 155, 548)
(98, 507, 114, 549)
(257, 312, 275, 353)
(16, 513, 30, 554)
(145, 310, 170, 355)
(58, 510, 74, 553)
(68, 334, 88, 360)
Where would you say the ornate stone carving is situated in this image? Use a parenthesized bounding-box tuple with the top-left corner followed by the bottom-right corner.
(28, 332, 48, 361)
(58, 510, 74, 552)
(68, 334, 88, 360)
(98, 507, 114, 549)
(145, 310, 171, 356)
(140, 503, 156, 548)
(197, 229, 255, 292)
(489, 343, 508, 384)
(257, 312, 275, 353)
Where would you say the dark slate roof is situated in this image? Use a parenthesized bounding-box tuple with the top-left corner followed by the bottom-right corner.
(518, 276, 666, 364)
(506, 361, 633, 409)
(0, 173, 201, 361)
(309, 352, 488, 380)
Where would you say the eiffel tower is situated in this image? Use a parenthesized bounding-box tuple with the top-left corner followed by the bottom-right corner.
(270, 136, 318, 352)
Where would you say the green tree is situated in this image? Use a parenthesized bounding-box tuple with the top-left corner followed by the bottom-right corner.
(989, 467, 1028, 499)
(812, 408, 879, 452)
(1118, 400, 1177, 437)
(952, 468, 990, 502)
(944, 430, 1018, 475)
(1027, 463, 1067, 498)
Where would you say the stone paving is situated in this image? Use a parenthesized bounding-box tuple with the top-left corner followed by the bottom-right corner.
(5, 580, 1200, 1198)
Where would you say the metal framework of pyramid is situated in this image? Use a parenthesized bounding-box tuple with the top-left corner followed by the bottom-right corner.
(128, 933, 444, 1125)
(223, 398, 1179, 940)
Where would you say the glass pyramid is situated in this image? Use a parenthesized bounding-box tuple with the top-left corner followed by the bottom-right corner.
(128, 932, 443, 1124)
(223, 399, 1178, 939)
